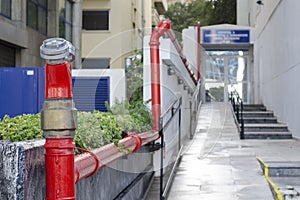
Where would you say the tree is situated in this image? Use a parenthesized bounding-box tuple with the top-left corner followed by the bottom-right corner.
(207, 0, 237, 25)
(164, 0, 236, 34)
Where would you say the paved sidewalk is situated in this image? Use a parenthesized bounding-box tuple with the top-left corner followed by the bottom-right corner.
(167, 102, 300, 200)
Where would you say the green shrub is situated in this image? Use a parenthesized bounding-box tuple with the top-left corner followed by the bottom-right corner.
(107, 99, 152, 133)
(0, 100, 152, 152)
(0, 114, 43, 142)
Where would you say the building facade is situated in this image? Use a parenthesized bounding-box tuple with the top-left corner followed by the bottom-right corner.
(81, 0, 168, 69)
(237, 0, 300, 138)
(0, 0, 81, 68)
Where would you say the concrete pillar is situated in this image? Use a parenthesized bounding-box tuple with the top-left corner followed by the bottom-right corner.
(48, 0, 59, 37)
(73, 0, 82, 69)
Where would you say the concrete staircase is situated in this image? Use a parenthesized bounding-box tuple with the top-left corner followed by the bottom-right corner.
(240, 104, 293, 139)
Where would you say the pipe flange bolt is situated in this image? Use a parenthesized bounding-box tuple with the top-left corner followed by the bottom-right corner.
(40, 38, 75, 64)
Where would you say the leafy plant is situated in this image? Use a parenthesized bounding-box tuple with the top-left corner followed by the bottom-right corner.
(126, 49, 143, 104)
(0, 114, 43, 142)
(74, 111, 122, 153)
(107, 99, 152, 133)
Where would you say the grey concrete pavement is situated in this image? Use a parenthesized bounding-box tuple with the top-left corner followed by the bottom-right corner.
(146, 102, 300, 200)
(168, 102, 273, 200)
(166, 102, 300, 200)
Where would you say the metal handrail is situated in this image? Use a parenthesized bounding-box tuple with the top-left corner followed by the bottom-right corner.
(229, 85, 244, 139)
(159, 97, 182, 200)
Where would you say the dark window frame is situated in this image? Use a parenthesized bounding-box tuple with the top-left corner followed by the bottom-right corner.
(26, 0, 48, 35)
(82, 10, 110, 31)
(0, 0, 11, 19)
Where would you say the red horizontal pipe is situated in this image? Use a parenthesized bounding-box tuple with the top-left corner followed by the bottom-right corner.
(75, 131, 159, 182)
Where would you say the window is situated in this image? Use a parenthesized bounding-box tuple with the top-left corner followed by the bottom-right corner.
(59, 0, 73, 41)
(82, 11, 109, 31)
(82, 58, 110, 69)
(27, 0, 47, 35)
(0, 0, 11, 18)
(0, 42, 15, 67)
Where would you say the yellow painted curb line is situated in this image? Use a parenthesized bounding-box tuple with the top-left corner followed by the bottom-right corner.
(256, 157, 283, 200)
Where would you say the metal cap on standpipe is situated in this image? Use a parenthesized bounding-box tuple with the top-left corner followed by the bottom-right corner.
(40, 38, 75, 64)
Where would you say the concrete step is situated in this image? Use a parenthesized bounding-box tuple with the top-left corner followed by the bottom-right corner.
(267, 162, 300, 177)
(241, 111, 274, 118)
(244, 123, 289, 132)
(241, 104, 267, 111)
(243, 131, 292, 139)
(243, 117, 278, 124)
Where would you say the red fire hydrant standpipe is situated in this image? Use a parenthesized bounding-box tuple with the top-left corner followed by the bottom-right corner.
(40, 38, 77, 200)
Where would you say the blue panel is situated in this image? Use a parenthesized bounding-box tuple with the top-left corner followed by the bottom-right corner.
(72, 77, 110, 112)
(0, 67, 45, 120)
(203, 29, 250, 44)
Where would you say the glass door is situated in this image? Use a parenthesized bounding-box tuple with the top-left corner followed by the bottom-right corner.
(228, 55, 248, 102)
(205, 51, 249, 102)
(205, 56, 225, 102)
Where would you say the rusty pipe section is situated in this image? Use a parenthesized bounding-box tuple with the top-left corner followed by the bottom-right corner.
(74, 131, 159, 183)
(40, 38, 77, 200)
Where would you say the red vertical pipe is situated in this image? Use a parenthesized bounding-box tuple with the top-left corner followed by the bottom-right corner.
(150, 43, 161, 131)
(44, 138, 75, 200)
(197, 22, 201, 81)
(45, 61, 73, 99)
(149, 20, 171, 131)
(44, 61, 75, 200)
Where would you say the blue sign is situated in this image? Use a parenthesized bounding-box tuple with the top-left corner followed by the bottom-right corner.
(203, 30, 250, 44)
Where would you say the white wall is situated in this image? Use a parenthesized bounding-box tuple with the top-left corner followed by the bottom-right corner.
(254, 0, 300, 137)
(182, 26, 208, 102)
(237, 0, 250, 26)
(143, 35, 195, 175)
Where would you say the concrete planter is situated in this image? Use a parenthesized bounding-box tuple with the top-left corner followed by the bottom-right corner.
(0, 139, 152, 200)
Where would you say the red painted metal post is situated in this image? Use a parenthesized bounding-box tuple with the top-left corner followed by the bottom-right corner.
(40, 38, 77, 200)
(197, 21, 201, 81)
